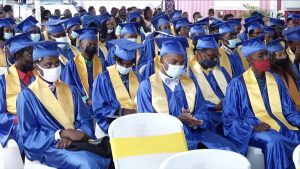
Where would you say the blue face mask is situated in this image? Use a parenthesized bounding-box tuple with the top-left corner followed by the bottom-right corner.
(201, 59, 218, 68)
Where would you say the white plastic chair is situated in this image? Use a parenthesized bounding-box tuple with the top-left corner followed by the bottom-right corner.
(0, 139, 23, 169)
(246, 146, 265, 169)
(0, 67, 7, 76)
(159, 149, 251, 169)
(95, 123, 106, 139)
(108, 113, 188, 169)
(293, 144, 300, 169)
(24, 158, 56, 169)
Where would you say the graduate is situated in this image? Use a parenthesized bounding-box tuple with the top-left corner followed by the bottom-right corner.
(263, 26, 274, 43)
(0, 18, 15, 66)
(286, 13, 300, 29)
(65, 16, 81, 47)
(223, 36, 300, 169)
(189, 34, 231, 134)
(63, 28, 106, 108)
(268, 38, 300, 112)
(268, 17, 285, 39)
(14, 15, 42, 42)
(93, 38, 142, 134)
(218, 21, 249, 78)
(99, 12, 116, 56)
(238, 14, 264, 42)
(17, 41, 110, 169)
(172, 17, 189, 37)
(137, 36, 238, 152)
(0, 32, 34, 149)
(227, 18, 242, 36)
(283, 25, 300, 70)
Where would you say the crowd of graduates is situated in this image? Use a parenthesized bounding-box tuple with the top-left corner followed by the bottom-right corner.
(0, 3, 300, 169)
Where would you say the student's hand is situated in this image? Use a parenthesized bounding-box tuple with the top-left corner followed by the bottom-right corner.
(122, 109, 137, 116)
(178, 109, 202, 126)
(86, 98, 92, 106)
(214, 99, 224, 111)
(56, 137, 72, 149)
(60, 129, 88, 142)
(254, 122, 270, 132)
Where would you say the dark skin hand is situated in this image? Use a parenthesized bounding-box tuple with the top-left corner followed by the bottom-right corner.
(56, 137, 72, 149)
(254, 122, 270, 132)
(60, 129, 89, 142)
(122, 109, 137, 115)
(86, 98, 92, 106)
(177, 109, 203, 126)
(214, 99, 223, 111)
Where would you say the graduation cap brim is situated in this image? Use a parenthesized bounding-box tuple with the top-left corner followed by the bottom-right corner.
(41, 19, 68, 26)
(108, 38, 143, 51)
(282, 25, 300, 36)
(236, 35, 265, 46)
(193, 34, 220, 41)
(155, 36, 189, 49)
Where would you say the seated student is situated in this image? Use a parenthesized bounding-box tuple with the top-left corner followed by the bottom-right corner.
(137, 36, 238, 152)
(65, 16, 81, 47)
(189, 34, 231, 134)
(269, 17, 285, 39)
(0, 18, 15, 66)
(268, 38, 300, 112)
(0, 32, 34, 149)
(286, 13, 300, 29)
(238, 14, 264, 42)
(223, 36, 300, 169)
(218, 21, 249, 78)
(17, 41, 111, 169)
(283, 25, 300, 70)
(93, 38, 142, 134)
(63, 28, 106, 108)
(14, 16, 43, 42)
(172, 17, 190, 37)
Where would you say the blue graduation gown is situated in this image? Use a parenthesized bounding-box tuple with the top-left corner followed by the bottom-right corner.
(219, 51, 246, 78)
(223, 73, 300, 169)
(137, 78, 238, 152)
(189, 66, 231, 134)
(0, 75, 35, 148)
(17, 85, 110, 169)
(92, 71, 141, 134)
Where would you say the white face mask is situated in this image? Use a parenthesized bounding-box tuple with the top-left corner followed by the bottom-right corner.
(195, 18, 202, 22)
(116, 62, 132, 75)
(30, 33, 41, 42)
(38, 64, 61, 83)
(70, 31, 79, 39)
(52, 36, 69, 48)
(107, 29, 114, 34)
(162, 57, 184, 78)
(127, 38, 137, 43)
(225, 38, 238, 49)
(4, 32, 13, 40)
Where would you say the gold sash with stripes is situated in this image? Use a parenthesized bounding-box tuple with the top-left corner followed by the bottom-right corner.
(59, 45, 80, 65)
(107, 65, 139, 109)
(5, 65, 21, 115)
(189, 58, 228, 104)
(0, 49, 6, 67)
(150, 73, 196, 114)
(74, 53, 103, 97)
(29, 77, 74, 129)
(243, 68, 298, 132)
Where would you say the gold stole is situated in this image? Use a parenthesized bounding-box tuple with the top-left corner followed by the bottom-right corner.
(107, 65, 139, 109)
(243, 68, 298, 132)
(29, 77, 74, 129)
(74, 53, 103, 97)
(189, 58, 227, 104)
(137, 35, 142, 44)
(149, 73, 196, 114)
(170, 25, 176, 36)
(59, 45, 80, 65)
(43, 28, 49, 40)
(219, 47, 249, 78)
(287, 47, 297, 67)
(281, 73, 300, 106)
(0, 49, 6, 67)
(5, 65, 21, 115)
(135, 50, 141, 67)
(99, 42, 108, 59)
(154, 55, 161, 73)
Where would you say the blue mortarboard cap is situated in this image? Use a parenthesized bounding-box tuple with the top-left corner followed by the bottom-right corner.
(195, 17, 209, 25)
(288, 13, 300, 20)
(5, 31, 33, 55)
(245, 13, 264, 23)
(210, 19, 224, 29)
(189, 23, 205, 36)
(228, 18, 242, 25)
(119, 22, 139, 35)
(263, 26, 275, 35)
(155, 36, 189, 57)
(66, 16, 81, 30)
(218, 21, 235, 34)
(170, 10, 182, 21)
(244, 21, 263, 32)
(282, 25, 300, 41)
(266, 38, 286, 53)
(25, 41, 68, 61)
(236, 35, 266, 57)
(42, 19, 67, 34)
(108, 38, 143, 61)
(151, 13, 170, 30)
(172, 17, 189, 30)
(15, 16, 38, 33)
(269, 17, 285, 27)
(194, 34, 219, 50)
(82, 15, 99, 28)
(127, 11, 141, 22)
(0, 18, 15, 28)
(48, 16, 60, 21)
(99, 12, 112, 25)
(73, 28, 99, 41)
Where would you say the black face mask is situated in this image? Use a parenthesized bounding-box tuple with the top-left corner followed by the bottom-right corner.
(274, 57, 289, 67)
(85, 46, 97, 58)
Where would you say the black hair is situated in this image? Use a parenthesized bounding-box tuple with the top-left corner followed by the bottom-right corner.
(208, 8, 214, 14)
(144, 7, 152, 20)
(88, 6, 95, 12)
(251, 11, 259, 16)
(41, 10, 51, 22)
(193, 12, 200, 19)
(3, 5, 12, 12)
(0, 27, 4, 41)
(223, 14, 234, 21)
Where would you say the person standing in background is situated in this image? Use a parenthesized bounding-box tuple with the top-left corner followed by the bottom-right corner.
(164, 0, 175, 13)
